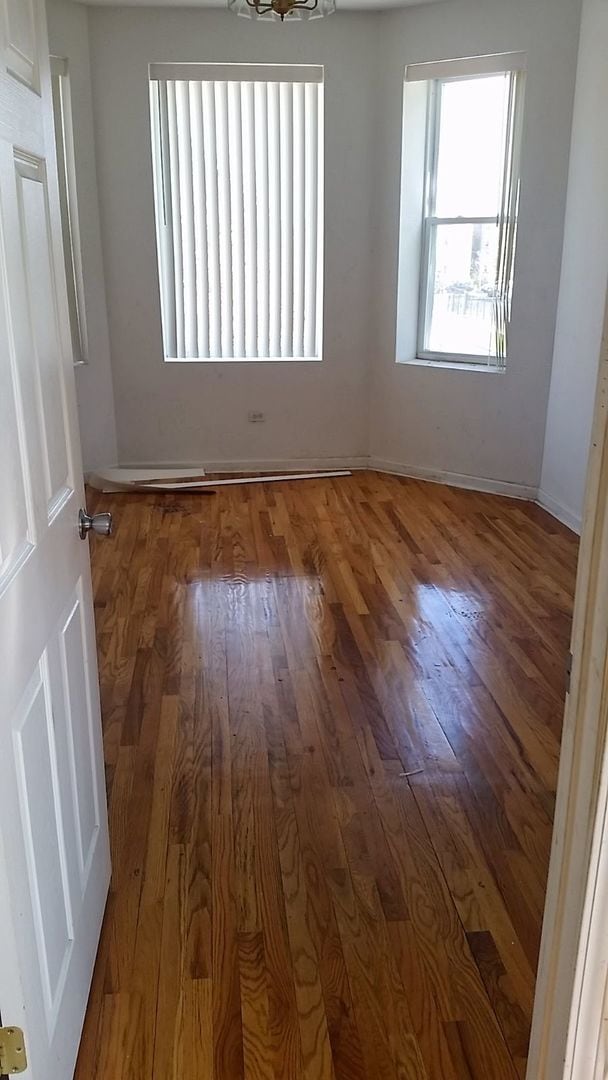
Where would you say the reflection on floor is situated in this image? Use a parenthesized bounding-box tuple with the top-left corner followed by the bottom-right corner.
(77, 470, 578, 1079)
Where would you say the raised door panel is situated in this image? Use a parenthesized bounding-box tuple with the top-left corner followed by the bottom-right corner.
(9, 581, 109, 1072)
(57, 586, 102, 891)
(13, 663, 75, 1038)
(0, 143, 52, 542)
(3, 0, 39, 91)
(0, 208, 34, 595)
(14, 152, 71, 520)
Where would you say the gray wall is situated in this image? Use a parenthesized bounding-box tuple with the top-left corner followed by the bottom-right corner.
(71, 0, 583, 491)
(539, 0, 608, 532)
(87, 7, 378, 468)
(369, 0, 581, 490)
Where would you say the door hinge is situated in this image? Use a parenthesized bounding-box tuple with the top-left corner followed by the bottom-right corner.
(0, 1027, 27, 1074)
(565, 650, 573, 694)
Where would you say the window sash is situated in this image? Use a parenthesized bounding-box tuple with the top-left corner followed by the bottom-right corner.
(417, 70, 522, 365)
(425, 215, 498, 227)
(150, 72, 324, 361)
(418, 217, 500, 362)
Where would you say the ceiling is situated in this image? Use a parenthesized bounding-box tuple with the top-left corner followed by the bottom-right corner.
(76, 0, 442, 9)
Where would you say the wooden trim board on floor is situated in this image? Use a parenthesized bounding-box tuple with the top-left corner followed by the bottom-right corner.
(89, 469, 352, 493)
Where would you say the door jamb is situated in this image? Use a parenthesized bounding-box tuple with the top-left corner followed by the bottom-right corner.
(527, 290, 608, 1077)
(0, 1008, 8, 1080)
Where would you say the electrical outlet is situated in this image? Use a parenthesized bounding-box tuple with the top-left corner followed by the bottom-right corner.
(248, 411, 265, 423)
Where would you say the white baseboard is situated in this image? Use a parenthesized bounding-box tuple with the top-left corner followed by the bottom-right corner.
(536, 490, 582, 534)
(369, 457, 537, 501)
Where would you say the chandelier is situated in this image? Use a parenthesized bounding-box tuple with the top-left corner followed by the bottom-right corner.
(228, 0, 335, 20)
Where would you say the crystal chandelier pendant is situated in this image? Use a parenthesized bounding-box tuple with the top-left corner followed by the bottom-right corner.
(228, 0, 336, 20)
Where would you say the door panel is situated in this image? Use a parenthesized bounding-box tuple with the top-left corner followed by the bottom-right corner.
(13, 663, 74, 1034)
(1, 142, 49, 543)
(3, 0, 39, 91)
(0, 215, 32, 589)
(0, 0, 110, 1076)
(14, 153, 71, 511)
(57, 587, 102, 888)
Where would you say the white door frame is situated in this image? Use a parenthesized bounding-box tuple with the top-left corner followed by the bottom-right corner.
(528, 289, 608, 1077)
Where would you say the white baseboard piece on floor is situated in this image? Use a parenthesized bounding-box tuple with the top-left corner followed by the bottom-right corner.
(369, 457, 537, 501)
(115, 456, 369, 475)
(536, 490, 582, 534)
(90, 465, 207, 482)
(108, 471, 352, 493)
(86, 459, 362, 493)
(86, 465, 208, 493)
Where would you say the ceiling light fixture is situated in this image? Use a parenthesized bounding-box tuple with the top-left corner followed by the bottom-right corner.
(228, 0, 335, 21)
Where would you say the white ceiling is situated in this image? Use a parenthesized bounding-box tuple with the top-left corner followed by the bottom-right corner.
(76, 0, 442, 10)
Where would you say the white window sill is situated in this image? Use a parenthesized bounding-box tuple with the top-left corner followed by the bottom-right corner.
(164, 356, 323, 364)
(397, 356, 505, 374)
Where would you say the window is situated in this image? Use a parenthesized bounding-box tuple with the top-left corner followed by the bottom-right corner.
(50, 57, 88, 364)
(149, 63, 324, 361)
(397, 54, 526, 367)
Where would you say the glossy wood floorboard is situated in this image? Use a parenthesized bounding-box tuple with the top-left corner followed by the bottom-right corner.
(77, 471, 578, 1080)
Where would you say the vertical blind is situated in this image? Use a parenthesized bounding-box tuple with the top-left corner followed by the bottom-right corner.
(149, 64, 324, 360)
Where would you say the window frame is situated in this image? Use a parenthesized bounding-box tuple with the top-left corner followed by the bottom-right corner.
(50, 56, 89, 366)
(394, 52, 527, 370)
(417, 73, 506, 365)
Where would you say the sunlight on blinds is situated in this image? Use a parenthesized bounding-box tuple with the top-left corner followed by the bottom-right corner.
(150, 67, 324, 361)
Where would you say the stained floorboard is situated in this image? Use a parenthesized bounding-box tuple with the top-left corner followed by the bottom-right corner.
(76, 470, 578, 1079)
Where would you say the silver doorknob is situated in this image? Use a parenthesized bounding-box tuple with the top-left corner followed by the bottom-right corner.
(79, 508, 113, 539)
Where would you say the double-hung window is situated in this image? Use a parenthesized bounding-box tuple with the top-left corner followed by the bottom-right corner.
(397, 53, 526, 367)
(149, 63, 324, 361)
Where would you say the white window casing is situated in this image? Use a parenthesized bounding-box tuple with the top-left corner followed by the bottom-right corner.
(405, 52, 527, 83)
(50, 56, 88, 365)
(396, 52, 526, 369)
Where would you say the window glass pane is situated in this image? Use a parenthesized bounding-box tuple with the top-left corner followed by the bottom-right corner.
(434, 74, 510, 219)
(424, 221, 499, 357)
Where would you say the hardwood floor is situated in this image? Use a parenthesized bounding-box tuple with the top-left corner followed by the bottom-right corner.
(77, 470, 578, 1079)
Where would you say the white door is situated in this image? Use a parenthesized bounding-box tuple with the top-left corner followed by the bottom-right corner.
(0, 0, 110, 1076)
